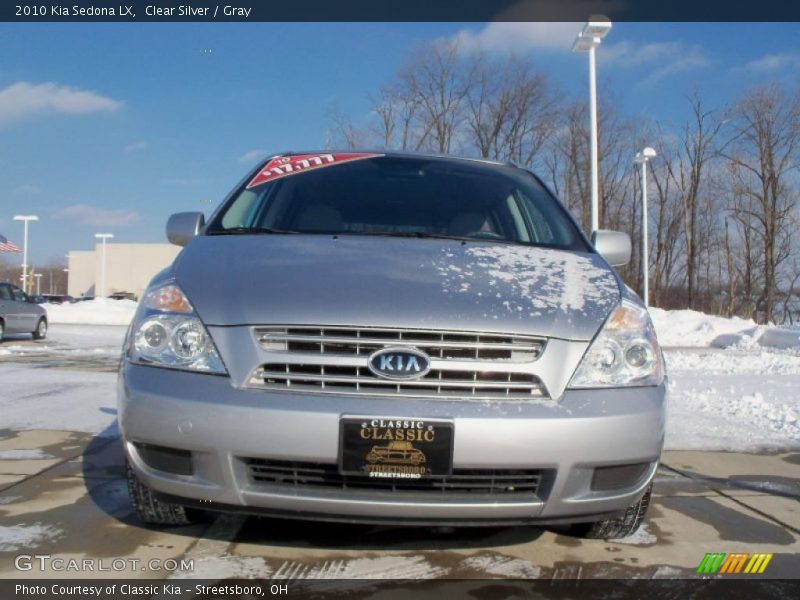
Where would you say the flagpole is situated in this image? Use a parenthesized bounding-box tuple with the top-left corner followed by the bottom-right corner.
(13, 215, 39, 294)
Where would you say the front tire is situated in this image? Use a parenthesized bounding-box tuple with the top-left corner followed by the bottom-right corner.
(569, 483, 653, 539)
(126, 461, 198, 526)
(32, 318, 47, 340)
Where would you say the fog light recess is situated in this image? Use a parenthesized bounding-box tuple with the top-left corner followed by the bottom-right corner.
(591, 462, 650, 492)
(134, 443, 194, 476)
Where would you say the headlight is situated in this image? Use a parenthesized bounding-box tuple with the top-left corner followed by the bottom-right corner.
(568, 300, 664, 388)
(129, 284, 226, 374)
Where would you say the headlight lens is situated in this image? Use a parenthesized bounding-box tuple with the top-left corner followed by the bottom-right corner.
(129, 284, 226, 374)
(569, 300, 664, 388)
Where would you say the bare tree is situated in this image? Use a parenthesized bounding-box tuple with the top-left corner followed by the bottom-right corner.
(673, 93, 726, 309)
(647, 131, 686, 307)
(326, 106, 367, 150)
(463, 54, 558, 167)
(368, 83, 428, 151)
(398, 40, 475, 154)
(722, 84, 800, 323)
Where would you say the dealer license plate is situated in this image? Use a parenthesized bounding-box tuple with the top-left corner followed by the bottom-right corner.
(339, 417, 454, 479)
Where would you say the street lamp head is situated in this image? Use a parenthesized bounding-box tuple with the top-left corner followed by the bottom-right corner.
(583, 16, 612, 38)
(634, 147, 657, 163)
(572, 16, 612, 53)
(95, 233, 115, 239)
(13, 215, 39, 222)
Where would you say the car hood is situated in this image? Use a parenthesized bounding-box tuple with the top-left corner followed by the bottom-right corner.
(174, 235, 621, 340)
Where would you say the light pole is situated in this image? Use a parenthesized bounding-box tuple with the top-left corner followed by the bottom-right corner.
(572, 16, 612, 234)
(634, 147, 657, 307)
(13, 215, 39, 294)
(95, 233, 114, 297)
(34, 273, 42, 296)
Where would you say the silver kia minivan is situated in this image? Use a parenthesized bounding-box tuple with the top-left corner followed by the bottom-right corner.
(119, 152, 665, 538)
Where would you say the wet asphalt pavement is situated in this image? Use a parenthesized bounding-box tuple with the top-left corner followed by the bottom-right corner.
(0, 332, 798, 581)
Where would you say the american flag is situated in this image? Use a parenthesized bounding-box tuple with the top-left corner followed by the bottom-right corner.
(0, 233, 22, 253)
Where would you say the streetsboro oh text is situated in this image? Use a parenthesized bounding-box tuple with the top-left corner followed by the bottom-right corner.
(15, 584, 285, 596)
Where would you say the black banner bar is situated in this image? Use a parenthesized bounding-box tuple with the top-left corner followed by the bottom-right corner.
(2, 578, 800, 600)
(2, 0, 800, 23)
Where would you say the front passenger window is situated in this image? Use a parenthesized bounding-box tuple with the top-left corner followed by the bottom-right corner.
(11, 288, 26, 302)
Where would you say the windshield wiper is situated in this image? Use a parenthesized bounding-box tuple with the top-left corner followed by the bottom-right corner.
(360, 231, 522, 244)
(360, 231, 475, 242)
(208, 226, 300, 235)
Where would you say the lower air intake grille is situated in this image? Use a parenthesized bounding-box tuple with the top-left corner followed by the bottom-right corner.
(243, 458, 548, 497)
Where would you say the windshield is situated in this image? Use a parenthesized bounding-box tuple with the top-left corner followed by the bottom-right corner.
(207, 155, 588, 250)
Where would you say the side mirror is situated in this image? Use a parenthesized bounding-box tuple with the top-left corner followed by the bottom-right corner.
(592, 230, 631, 267)
(167, 212, 205, 247)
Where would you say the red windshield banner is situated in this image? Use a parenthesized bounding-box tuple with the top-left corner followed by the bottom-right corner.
(246, 152, 383, 188)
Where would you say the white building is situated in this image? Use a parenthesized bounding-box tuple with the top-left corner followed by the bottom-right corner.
(67, 243, 180, 299)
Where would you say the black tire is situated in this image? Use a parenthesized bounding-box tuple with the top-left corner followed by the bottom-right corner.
(32, 318, 47, 340)
(569, 483, 653, 539)
(126, 461, 197, 526)
(0, 319, 4, 343)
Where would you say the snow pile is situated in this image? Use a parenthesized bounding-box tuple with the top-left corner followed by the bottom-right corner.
(754, 327, 800, 350)
(650, 306, 800, 351)
(649, 307, 759, 348)
(664, 347, 800, 451)
(43, 298, 137, 326)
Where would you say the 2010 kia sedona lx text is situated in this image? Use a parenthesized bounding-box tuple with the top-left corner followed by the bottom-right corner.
(118, 152, 666, 538)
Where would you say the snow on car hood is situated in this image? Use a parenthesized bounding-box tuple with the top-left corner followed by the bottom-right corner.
(174, 235, 621, 340)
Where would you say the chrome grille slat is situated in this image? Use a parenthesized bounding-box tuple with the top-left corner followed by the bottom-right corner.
(251, 364, 547, 399)
(261, 334, 541, 352)
(250, 325, 549, 400)
(256, 370, 538, 390)
(255, 326, 545, 362)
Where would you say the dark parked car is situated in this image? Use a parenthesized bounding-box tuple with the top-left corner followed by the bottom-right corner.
(0, 281, 48, 341)
(39, 294, 75, 304)
(108, 292, 137, 301)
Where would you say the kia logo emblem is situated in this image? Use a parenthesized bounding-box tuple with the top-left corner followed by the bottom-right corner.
(368, 347, 431, 381)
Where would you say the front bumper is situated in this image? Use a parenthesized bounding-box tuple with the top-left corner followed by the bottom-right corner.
(118, 362, 666, 524)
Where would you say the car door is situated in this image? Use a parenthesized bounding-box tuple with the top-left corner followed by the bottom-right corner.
(0, 283, 19, 332)
(10, 286, 37, 332)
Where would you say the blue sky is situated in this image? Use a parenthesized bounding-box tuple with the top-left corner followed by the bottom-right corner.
(1, 22, 799, 264)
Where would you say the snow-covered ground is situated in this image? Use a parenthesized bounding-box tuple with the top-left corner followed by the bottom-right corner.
(43, 298, 137, 326)
(0, 324, 125, 437)
(0, 311, 798, 452)
(0, 324, 126, 358)
(664, 348, 799, 450)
